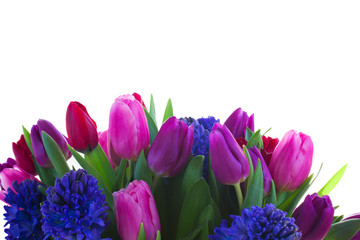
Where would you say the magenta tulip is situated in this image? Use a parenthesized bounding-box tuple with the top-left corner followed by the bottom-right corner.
(31, 119, 71, 168)
(108, 94, 150, 163)
(224, 107, 254, 139)
(12, 134, 36, 175)
(66, 101, 98, 153)
(113, 180, 160, 240)
(293, 193, 334, 240)
(0, 158, 33, 202)
(98, 130, 115, 169)
(209, 123, 250, 185)
(268, 130, 313, 192)
(147, 116, 194, 177)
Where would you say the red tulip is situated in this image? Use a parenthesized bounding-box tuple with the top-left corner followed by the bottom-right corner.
(66, 101, 98, 153)
(12, 134, 36, 175)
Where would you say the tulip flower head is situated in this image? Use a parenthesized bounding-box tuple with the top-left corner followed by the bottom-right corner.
(113, 180, 160, 240)
(342, 214, 360, 240)
(108, 94, 150, 163)
(209, 123, 250, 185)
(293, 193, 334, 240)
(66, 101, 98, 153)
(147, 116, 194, 177)
(31, 119, 71, 168)
(268, 130, 313, 192)
(12, 134, 36, 175)
(0, 158, 33, 202)
(224, 107, 254, 139)
(98, 130, 116, 169)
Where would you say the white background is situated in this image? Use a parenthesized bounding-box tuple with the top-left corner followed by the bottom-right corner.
(1, 1, 359, 238)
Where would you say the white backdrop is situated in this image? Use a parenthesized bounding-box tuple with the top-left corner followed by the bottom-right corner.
(1, 1, 360, 238)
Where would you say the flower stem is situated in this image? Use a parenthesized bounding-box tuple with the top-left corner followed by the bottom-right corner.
(234, 183, 243, 212)
(128, 160, 135, 181)
(152, 175, 161, 190)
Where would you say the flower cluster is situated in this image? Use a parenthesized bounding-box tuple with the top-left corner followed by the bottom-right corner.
(1, 92, 359, 240)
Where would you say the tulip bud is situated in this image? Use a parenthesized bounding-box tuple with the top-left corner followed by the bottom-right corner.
(343, 214, 360, 239)
(0, 158, 33, 202)
(31, 119, 71, 168)
(268, 130, 313, 192)
(209, 123, 250, 185)
(224, 108, 254, 139)
(132, 92, 147, 110)
(113, 180, 160, 240)
(98, 130, 115, 169)
(66, 101, 98, 153)
(147, 116, 194, 177)
(248, 146, 272, 195)
(293, 193, 334, 240)
(12, 134, 36, 175)
(261, 135, 279, 166)
(108, 94, 150, 162)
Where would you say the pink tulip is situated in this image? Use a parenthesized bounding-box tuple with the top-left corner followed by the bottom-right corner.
(0, 158, 33, 202)
(269, 130, 313, 192)
(113, 180, 160, 240)
(108, 94, 150, 163)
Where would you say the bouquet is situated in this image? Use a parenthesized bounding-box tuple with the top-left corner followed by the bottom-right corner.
(1, 93, 360, 240)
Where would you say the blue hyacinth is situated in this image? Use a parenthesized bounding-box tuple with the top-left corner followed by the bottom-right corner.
(180, 116, 219, 179)
(209, 204, 302, 240)
(41, 169, 109, 240)
(3, 179, 46, 240)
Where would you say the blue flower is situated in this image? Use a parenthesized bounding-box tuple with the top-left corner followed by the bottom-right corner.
(180, 116, 219, 179)
(209, 204, 302, 240)
(41, 169, 109, 240)
(3, 179, 46, 240)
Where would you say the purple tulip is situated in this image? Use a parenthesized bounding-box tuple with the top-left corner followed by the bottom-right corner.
(66, 101, 98, 153)
(224, 108, 254, 139)
(98, 130, 115, 169)
(293, 193, 334, 240)
(147, 116, 194, 177)
(209, 123, 250, 185)
(108, 94, 150, 163)
(268, 130, 313, 192)
(12, 134, 36, 175)
(113, 180, 160, 240)
(31, 119, 71, 168)
(248, 146, 273, 195)
(0, 158, 33, 202)
(343, 214, 360, 240)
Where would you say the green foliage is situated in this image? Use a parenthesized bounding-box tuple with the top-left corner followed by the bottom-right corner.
(318, 164, 347, 197)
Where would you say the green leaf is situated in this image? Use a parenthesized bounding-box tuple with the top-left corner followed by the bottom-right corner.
(181, 155, 204, 200)
(246, 129, 261, 148)
(162, 98, 173, 123)
(268, 180, 277, 205)
(41, 132, 70, 177)
(318, 164, 347, 197)
(324, 219, 360, 240)
(277, 174, 313, 216)
(68, 144, 114, 211)
(150, 94, 157, 126)
(198, 204, 214, 234)
(242, 146, 254, 192)
(85, 144, 116, 192)
(333, 215, 344, 224)
(245, 127, 254, 141)
(242, 159, 263, 210)
(211, 198, 222, 231)
(207, 155, 220, 205)
(137, 223, 146, 240)
(22, 126, 34, 155)
(177, 179, 211, 239)
(134, 151, 153, 189)
(143, 107, 158, 144)
(155, 231, 161, 240)
(38, 185, 47, 196)
(178, 223, 205, 240)
(113, 159, 127, 191)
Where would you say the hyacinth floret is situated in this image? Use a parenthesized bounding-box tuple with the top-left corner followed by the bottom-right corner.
(3, 179, 46, 240)
(41, 169, 109, 240)
(180, 116, 219, 179)
(209, 204, 302, 240)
